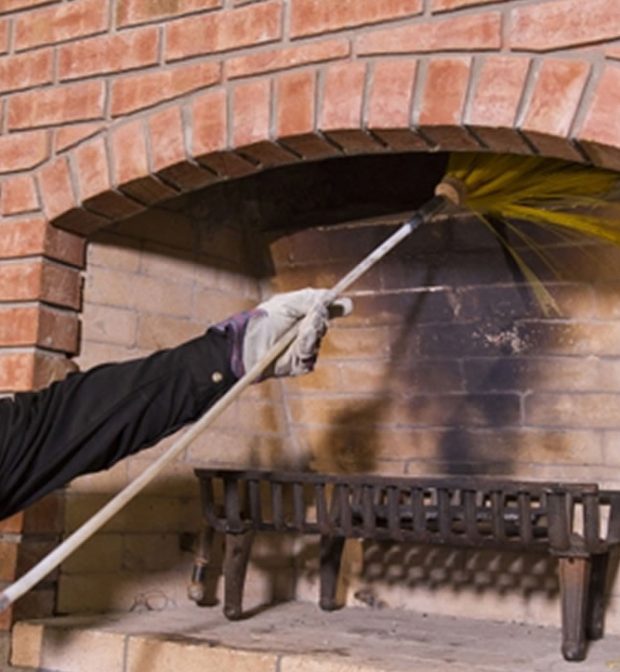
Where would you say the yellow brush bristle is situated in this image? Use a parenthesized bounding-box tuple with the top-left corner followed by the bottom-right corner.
(443, 153, 620, 313)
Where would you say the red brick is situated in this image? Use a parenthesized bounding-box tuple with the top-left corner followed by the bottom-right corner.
(0, 50, 53, 94)
(166, 1, 281, 61)
(122, 177, 176, 208)
(290, 0, 423, 38)
(37, 307, 79, 353)
(147, 106, 186, 172)
(466, 55, 531, 154)
(199, 151, 257, 179)
(37, 156, 77, 222)
(358, 12, 501, 54)
(47, 206, 117, 237)
(0, 351, 35, 392)
(417, 57, 479, 150)
(276, 70, 315, 138)
(116, 0, 222, 27)
(241, 141, 298, 168)
(0, 0, 58, 13)
(111, 61, 220, 116)
(88, 190, 145, 221)
(191, 88, 228, 157)
(0, 305, 78, 352)
(510, 0, 620, 52)
(0, 218, 83, 267)
(367, 60, 417, 129)
(607, 46, 620, 60)
(0, 512, 23, 533)
(0, 175, 39, 215)
(0, 307, 39, 347)
(227, 39, 349, 78)
(232, 79, 271, 147)
(112, 119, 149, 185)
(521, 59, 590, 161)
(8, 81, 105, 129)
(73, 137, 111, 204)
(432, 0, 497, 10)
(418, 58, 470, 126)
(320, 61, 380, 153)
(579, 66, 620, 170)
(15, 0, 109, 51)
(55, 123, 105, 153)
(40, 261, 82, 309)
(0, 260, 81, 309)
(46, 228, 85, 268)
(0, 131, 49, 174)
(59, 27, 159, 81)
(0, 20, 7, 54)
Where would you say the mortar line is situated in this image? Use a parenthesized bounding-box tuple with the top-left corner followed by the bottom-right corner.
(108, 0, 116, 35)
(569, 56, 604, 159)
(122, 632, 130, 672)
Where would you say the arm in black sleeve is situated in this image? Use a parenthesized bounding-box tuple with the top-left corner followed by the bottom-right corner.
(0, 328, 237, 521)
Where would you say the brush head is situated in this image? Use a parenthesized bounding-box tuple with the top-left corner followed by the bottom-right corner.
(444, 153, 620, 241)
(441, 152, 620, 314)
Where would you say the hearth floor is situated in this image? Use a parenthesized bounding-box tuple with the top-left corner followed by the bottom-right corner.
(10, 601, 620, 672)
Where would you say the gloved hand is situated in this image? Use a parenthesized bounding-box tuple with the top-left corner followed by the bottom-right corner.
(215, 288, 352, 381)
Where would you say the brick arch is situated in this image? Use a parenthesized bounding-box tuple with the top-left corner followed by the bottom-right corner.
(24, 55, 619, 241)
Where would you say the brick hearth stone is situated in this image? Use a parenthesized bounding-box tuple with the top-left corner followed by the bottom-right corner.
(10, 602, 620, 672)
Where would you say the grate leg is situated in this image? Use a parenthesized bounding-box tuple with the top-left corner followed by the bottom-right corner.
(559, 556, 591, 661)
(223, 530, 255, 620)
(188, 525, 216, 603)
(319, 535, 346, 611)
(586, 552, 609, 641)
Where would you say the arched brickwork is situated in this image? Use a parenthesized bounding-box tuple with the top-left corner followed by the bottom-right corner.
(1, 0, 620, 641)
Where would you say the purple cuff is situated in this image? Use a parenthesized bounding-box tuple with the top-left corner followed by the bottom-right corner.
(211, 309, 263, 379)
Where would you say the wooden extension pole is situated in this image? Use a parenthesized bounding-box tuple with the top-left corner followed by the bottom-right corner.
(0, 196, 448, 613)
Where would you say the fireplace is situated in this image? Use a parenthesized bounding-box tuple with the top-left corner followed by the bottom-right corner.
(1, 0, 620, 668)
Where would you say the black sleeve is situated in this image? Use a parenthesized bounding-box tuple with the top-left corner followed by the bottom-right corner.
(0, 328, 237, 520)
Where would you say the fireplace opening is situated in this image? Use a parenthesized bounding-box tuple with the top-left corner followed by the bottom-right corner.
(56, 149, 620, 628)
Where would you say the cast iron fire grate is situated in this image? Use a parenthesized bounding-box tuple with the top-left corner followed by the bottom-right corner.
(189, 469, 620, 662)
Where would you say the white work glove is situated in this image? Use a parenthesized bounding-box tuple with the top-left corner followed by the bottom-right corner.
(245, 288, 352, 379)
(214, 288, 352, 381)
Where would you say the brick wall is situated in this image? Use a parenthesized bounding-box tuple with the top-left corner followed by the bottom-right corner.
(0, 0, 619, 658)
(274, 216, 620, 485)
(269, 210, 620, 628)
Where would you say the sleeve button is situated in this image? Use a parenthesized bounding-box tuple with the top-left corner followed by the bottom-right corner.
(211, 371, 224, 384)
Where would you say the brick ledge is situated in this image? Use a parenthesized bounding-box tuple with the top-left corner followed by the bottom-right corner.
(10, 602, 620, 672)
